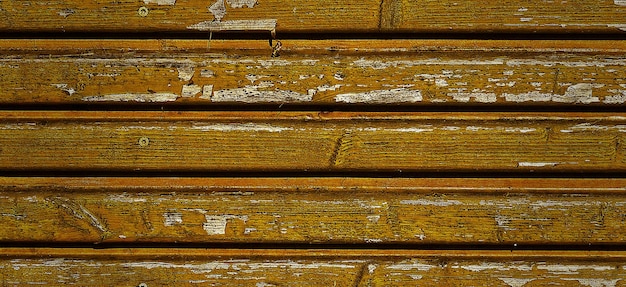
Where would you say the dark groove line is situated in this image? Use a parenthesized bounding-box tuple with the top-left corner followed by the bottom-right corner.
(1, 241, 626, 252)
(1, 32, 626, 40)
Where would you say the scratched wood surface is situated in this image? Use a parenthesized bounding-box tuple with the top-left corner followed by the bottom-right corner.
(2, 249, 626, 286)
(2, 40, 626, 106)
(1, 111, 625, 172)
(1, 177, 625, 244)
(2, 0, 626, 34)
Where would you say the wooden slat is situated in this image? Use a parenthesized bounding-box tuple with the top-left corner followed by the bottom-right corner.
(1, 177, 625, 244)
(2, 248, 626, 286)
(2, 0, 626, 34)
(0, 111, 625, 172)
(2, 40, 626, 106)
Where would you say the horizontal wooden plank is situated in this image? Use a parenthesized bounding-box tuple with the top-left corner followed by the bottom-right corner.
(1, 111, 625, 172)
(1, 177, 625, 244)
(2, 0, 626, 33)
(2, 248, 626, 286)
(3, 40, 626, 106)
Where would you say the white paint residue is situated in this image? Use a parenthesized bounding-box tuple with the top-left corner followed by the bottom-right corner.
(365, 238, 382, 243)
(386, 261, 434, 271)
(203, 215, 229, 235)
(435, 78, 448, 87)
(209, 0, 227, 21)
(51, 83, 76, 96)
(461, 262, 531, 272)
(615, 0, 626, 5)
(608, 24, 626, 32)
(192, 123, 293, 133)
(188, 19, 277, 32)
(163, 212, 183, 226)
(604, 90, 626, 104)
(177, 67, 195, 81)
(518, 162, 559, 167)
(504, 127, 536, 133)
(366, 215, 380, 223)
(400, 199, 463, 206)
(143, 0, 176, 4)
(499, 278, 535, 287)
(537, 264, 613, 274)
(561, 83, 599, 104)
(563, 278, 621, 287)
(335, 88, 422, 103)
(82, 93, 179, 102)
(256, 282, 275, 287)
(182, 84, 202, 97)
(107, 194, 147, 203)
(213, 87, 312, 103)
(58, 9, 75, 17)
(317, 84, 343, 92)
(408, 274, 423, 280)
(368, 264, 378, 274)
(227, 0, 257, 8)
(449, 92, 497, 103)
(200, 85, 213, 100)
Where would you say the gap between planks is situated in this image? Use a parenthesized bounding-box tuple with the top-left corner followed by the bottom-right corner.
(3, 248, 626, 260)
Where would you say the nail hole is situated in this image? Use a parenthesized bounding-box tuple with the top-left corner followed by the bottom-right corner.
(138, 7, 149, 17)
(138, 137, 150, 147)
(138, 283, 148, 287)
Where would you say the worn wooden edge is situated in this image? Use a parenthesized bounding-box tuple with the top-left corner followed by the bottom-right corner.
(2, 39, 626, 53)
(2, 177, 626, 194)
(2, 248, 626, 260)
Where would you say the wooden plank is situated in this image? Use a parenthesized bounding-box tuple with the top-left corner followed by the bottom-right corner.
(2, 0, 626, 34)
(2, 248, 626, 286)
(2, 40, 626, 106)
(0, 111, 625, 172)
(1, 177, 625, 244)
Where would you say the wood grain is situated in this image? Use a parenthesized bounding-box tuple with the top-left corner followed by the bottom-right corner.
(2, 248, 626, 286)
(1, 177, 625, 244)
(0, 111, 625, 172)
(2, 39, 626, 106)
(2, 0, 626, 34)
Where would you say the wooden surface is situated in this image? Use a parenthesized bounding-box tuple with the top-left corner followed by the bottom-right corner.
(1, 111, 625, 172)
(3, 0, 626, 285)
(3, 249, 626, 286)
(2, 0, 626, 34)
(2, 39, 626, 106)
(1, 177, 625, 244)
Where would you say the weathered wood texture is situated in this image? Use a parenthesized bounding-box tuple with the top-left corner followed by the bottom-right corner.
(2, 249, 626, 286)
(1, 112, 625, 172)
(2, 0, 626, 33)
(1, 177, 625, 244)
(2, 40, 626, 106)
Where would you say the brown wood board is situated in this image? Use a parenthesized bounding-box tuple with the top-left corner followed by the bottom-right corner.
(2, 0, 626, 34)
(2, 40, 626, 106)
(2, 249, 626, 286)
(0, 111, 624, 172)
(1, 177, 625, 244)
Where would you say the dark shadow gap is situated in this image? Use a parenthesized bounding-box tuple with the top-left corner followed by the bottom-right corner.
(1, 241, 626, 252)
(1, 32, 626, 41)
